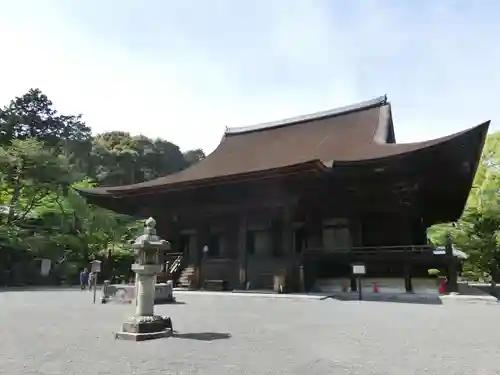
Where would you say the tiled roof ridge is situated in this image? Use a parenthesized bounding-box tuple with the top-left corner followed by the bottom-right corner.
(225, 95, 388, 136)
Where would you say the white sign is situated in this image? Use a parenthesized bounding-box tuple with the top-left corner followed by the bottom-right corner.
(40, 259, 51, 276)
(352, 264, 366, 275)
(90, 260, 102, 273)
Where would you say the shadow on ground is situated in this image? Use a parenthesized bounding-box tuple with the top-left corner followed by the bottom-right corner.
(172, 332, 231, 341)
(319, 294, 444, 305)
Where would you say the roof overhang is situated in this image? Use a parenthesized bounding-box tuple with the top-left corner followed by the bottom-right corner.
(329, 121, 490, 224)
(83, 95, 388, 196)
(75, 160, 330, 199)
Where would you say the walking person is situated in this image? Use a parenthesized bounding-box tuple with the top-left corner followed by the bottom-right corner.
(80, 268, 89, 291)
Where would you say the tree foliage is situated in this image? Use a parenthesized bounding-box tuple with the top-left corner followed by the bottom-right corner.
(90, 132, 192, 186)
(0, 138, 77, 224)
(428, 132, 500, 281)
(0, 88, 92, 169)
(0, 89, 205, 286)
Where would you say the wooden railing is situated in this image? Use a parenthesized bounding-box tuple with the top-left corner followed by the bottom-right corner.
(304, 245, 437, 256)
(160, 252, 184, 282)
(168, 254, 183, 275)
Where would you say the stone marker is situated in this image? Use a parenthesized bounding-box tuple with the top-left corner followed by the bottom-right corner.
(115, 217, 174, 341)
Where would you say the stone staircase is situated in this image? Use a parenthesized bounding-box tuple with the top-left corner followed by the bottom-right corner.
(178, 266, 196, 288)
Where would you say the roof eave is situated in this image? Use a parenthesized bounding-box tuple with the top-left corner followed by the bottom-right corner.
(75, 160, 330, 199)
(333, 120, 490, 168)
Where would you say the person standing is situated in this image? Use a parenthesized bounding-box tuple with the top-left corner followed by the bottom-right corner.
(80, 268, 89, 291)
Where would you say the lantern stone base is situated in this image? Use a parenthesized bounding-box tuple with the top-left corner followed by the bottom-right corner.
(115, 315, 173, 341)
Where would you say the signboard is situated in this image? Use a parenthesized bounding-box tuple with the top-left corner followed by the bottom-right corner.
(352, 264, 366, 275)
(90, 260, 102, 273)
(40, 259, 51, 277)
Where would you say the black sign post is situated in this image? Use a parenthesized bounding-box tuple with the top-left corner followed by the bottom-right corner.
(90, 260, 102, 304)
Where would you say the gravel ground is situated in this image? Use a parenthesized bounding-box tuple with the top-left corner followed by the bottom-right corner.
(1, 289, 500, 375)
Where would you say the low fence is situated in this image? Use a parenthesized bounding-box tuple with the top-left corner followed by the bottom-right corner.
(314, 277, 440, 295)
(305, 245, 438, 256)
(101, 281, 175, 304)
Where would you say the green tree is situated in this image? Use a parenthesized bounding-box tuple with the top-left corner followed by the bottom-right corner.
(0, 88, 93, 176)
(0, 138, 78, 224)
(183, 148, 206, 166)
(428, 131, 500, 281)
(89, 132, 192, 186)
(0, 138, 80, 284)
(90, 132, 139, 185)
(453, 205, 500, 281)
(0, 89, 203, 285)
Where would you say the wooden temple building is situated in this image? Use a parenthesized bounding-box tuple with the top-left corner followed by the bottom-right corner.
(77, 96, 490, 293)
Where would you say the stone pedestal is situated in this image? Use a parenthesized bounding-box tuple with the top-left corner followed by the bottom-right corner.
(114, 217, 173, 342)
(115, 315, 173, 341)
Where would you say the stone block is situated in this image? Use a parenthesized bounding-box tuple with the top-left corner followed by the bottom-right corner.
(115, 315, 173, 342)
(115, 330, 172, 341)
(155, 281, 176, 303)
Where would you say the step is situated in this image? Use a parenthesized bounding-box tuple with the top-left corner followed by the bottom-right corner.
(204, 279, 228, 291)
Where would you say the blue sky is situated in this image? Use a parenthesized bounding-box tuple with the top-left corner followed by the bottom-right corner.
(1, 0, 499, 152)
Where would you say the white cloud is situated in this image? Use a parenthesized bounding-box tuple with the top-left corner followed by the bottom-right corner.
(0, 1, 239, 152)
(0, 0, 498, 153)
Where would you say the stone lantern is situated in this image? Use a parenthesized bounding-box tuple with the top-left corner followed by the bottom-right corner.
(115, 217, 173, 341)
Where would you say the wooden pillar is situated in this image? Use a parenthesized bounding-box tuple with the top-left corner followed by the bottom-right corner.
(349, 260, 357, 292)
(270, 211, 283, 258)
(404, 247, 413, 293)
(168, 220, 181, 253)
(445, 232, 458, 293)
(299, 264, 306, 293)
(348, 219, 362, 247)
(303, 210, 322, 292)
(282, 206, 295, 292)
(238, 213, 248, 289)
(305, 211, 322, 248)
(194, 222, 210, 289)
(166, 219, 180, 267)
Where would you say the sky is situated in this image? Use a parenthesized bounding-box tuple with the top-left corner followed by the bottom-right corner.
(1, 0, 499, 153)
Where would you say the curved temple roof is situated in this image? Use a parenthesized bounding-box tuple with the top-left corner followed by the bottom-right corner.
(77, 96, 490, 197)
